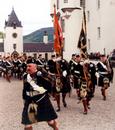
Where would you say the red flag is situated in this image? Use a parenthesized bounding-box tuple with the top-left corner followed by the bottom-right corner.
(53, 5, 63, 55)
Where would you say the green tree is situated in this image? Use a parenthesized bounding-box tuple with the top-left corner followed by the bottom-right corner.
(0, 32, 4, 42)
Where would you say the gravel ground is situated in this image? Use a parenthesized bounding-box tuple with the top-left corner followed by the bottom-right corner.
(0, 72, 115, 130)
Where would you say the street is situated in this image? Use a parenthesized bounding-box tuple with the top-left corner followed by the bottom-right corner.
(0, 74, 115, 130)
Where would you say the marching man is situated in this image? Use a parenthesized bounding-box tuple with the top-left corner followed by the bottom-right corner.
(21, 61, 59, 130)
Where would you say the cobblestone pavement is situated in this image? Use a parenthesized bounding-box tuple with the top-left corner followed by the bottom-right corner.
(0, 74, 115, 130)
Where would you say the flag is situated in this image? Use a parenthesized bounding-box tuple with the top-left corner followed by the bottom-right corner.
(53, 5, 63, 56)
(78, 10, 87, 59)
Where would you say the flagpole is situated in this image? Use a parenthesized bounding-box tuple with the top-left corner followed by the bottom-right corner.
(77, 4, 88, 60)
(83, 3, 88, 59)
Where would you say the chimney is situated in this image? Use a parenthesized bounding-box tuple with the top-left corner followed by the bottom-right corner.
(43, 31, 48, 44)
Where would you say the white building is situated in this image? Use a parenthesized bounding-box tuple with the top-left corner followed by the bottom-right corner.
(50, 0, 83, 61)
(86, 0, 115, 55)
(50, 0, 115, 60)
(4, 8, 23, 56)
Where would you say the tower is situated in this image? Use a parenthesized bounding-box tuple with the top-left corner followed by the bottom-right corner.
(50, 0, 84, 61)
(4, 8, 23, 56)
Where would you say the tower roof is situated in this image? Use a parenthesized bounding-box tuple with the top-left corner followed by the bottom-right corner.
(5, 8, 22, 27)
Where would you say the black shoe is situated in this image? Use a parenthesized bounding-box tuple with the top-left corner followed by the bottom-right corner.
(56, 108, 60, 112)
(87, 103, 90, 109)
(87, 106, 91, 109)
(63, 103, 67, 107)
(103, 96, 106, 101)
(92, 94, 94, 97)
(83, 111, 87, 115)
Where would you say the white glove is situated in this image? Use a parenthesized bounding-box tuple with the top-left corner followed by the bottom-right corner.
(62, 70, 67, 77)
(95, 72, 99, 78)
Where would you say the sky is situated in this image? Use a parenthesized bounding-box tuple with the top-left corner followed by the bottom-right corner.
(0, 0, 53, 35)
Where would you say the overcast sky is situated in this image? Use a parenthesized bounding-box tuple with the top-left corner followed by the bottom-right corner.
(0, 0, 53, 35)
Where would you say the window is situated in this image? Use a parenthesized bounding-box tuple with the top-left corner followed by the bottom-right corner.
(61, 19, 65, 32)
(64, 0, 68, 3)
(80, 0, 85, 8)
(13, 21, 16, 29)
(97, 27, 101, 39)
(87, 11, 90, 22)
(97, 0, 100, 9)
(12, 33, 17, 38)
(13, 44, 16, 50)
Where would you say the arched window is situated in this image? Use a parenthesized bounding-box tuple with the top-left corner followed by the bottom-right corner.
(64, 0, 68, 3)
(97, 27, 101, 39)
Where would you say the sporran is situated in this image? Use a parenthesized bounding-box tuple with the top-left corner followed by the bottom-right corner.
(28, 103, 38, 123)
(56, 77, 62, 92)
(80, 82, 87, 98)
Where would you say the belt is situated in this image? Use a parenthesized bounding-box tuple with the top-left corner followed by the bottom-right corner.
(26, 91, 45, 97)
(74, 71, 80, 74)
(26, 91, 46, 103)
(99, 72, 108, 75)
(36, 94, 46, 103)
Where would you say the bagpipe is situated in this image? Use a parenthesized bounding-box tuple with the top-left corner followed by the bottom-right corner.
(55, 61, 63, 92)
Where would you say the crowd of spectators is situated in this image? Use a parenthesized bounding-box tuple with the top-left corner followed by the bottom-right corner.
(88, 50, 115, 67)
(88, 52, 101, 60)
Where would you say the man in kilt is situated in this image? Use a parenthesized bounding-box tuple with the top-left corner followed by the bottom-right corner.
(60, 58, 71, 108)
(47, 54, 61, 111)
(21, 61, 58, 130)
(70, 54, 83, 99)
(70, 55, 93, 114)
(87, 60, 97, 97)
(96, 54, 113, 100)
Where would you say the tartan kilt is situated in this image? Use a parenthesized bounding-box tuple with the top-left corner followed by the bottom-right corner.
(21, 94, 58, 125)
(98, 74, 110, 87)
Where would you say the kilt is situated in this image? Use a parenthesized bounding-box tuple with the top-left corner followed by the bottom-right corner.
(21, 94, 58, 125)
(61, 76, 71, 93)
(73, 76, 81, 89)
(98, 74, 110, 87)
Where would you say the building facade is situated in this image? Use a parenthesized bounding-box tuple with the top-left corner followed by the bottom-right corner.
(86, 0, 115, 55)
(50, 0, 84, 61)
(50, 0, 115, 60)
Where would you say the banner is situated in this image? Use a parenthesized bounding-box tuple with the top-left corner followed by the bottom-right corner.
(53, 5, 63, 56)
(78, 10, 87, 59)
